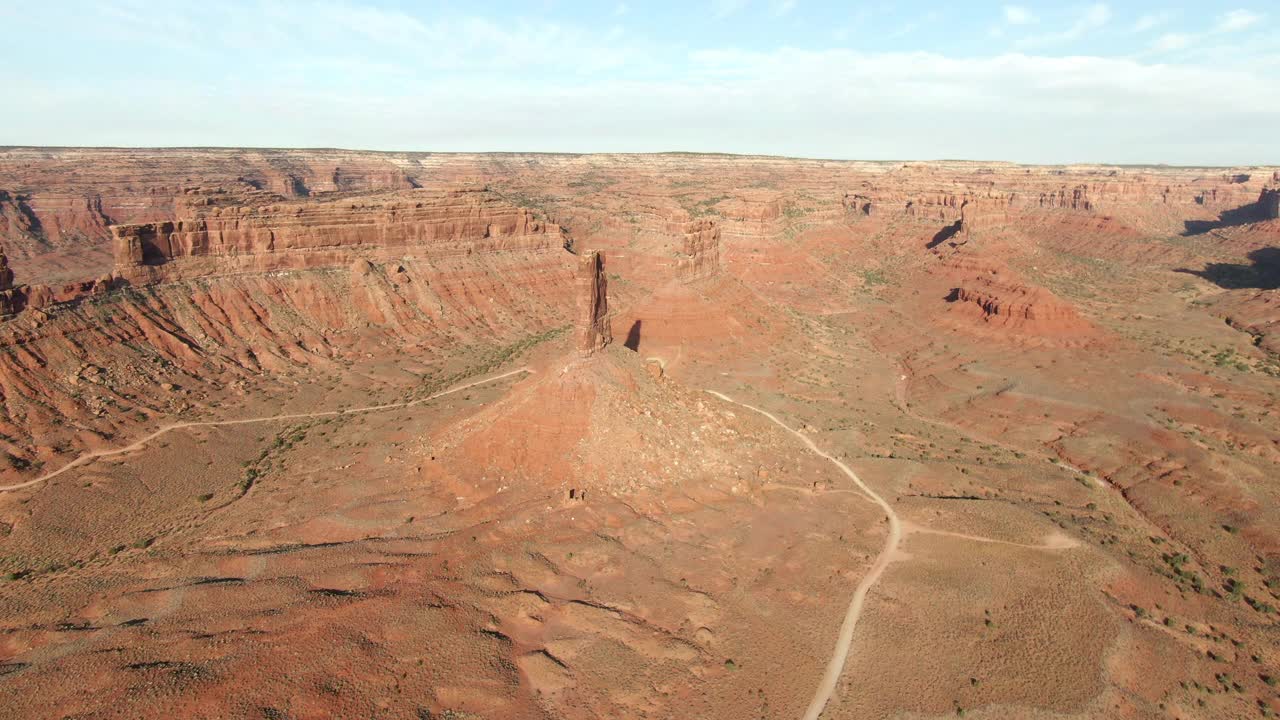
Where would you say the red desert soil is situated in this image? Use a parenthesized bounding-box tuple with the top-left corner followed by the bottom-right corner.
(0, 149, 1278, 719)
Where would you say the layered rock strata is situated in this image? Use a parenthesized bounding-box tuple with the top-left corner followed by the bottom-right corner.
(675, 219, 722, 282)
(941, 256, 1096, 339)
(112, 189, 566, 282)
(576, 251, 612, 356)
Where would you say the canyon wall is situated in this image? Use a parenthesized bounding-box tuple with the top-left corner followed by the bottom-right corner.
(111, 188, 567, 282)
(4, 149, 1278, 287)
(832, 167, 1280, 241)
(0, 191, 42, 247)
(0, 186, 580, 473)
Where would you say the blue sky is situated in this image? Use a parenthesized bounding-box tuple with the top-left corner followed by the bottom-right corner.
(2, 1, 1276, 164)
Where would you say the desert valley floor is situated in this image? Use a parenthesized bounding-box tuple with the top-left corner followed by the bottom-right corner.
(0, 148, 1277, 719)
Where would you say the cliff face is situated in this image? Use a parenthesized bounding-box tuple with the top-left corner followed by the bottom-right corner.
(675, 218, 722, 283)
(0, 252, 18, 317)
(576, 251, 612, 356)
(0, 191, 42, 247)
(1263, 189, 1280, 220)
(5, 148, 1279, 288)
(111, 188, 567, 282)
(0, 149, 420, 273)
(0, 186, 579, 471)
(833, 169, 1275, 240)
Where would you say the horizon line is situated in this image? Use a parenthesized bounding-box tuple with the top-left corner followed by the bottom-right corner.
(1, 145, 1273, 171)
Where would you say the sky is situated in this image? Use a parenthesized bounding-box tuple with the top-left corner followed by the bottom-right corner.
(2, 1, 1277, 164)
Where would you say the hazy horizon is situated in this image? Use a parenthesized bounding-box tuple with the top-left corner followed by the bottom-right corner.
(4, 0, 1277, 165)
(2, 145, 1274, 170)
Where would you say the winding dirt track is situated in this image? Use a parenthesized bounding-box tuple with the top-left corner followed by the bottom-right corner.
(0, 367, 532, 493)
(704, 389, 902, 720)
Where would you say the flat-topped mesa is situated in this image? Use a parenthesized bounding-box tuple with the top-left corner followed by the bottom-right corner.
(110, 188, 567, 281)
(676, 218, 722, 282)
(575, 251, 612, 356)
(838, 170, 1280, 238)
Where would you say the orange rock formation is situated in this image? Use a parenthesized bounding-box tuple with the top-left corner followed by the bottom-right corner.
(675, 219, 722, 282)
(111, 188, 565, 282)
(576, 250, 611, 356)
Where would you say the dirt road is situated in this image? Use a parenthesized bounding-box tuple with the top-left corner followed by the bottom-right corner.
(0, 367, 532, 493)
(704, 389, 902, 720)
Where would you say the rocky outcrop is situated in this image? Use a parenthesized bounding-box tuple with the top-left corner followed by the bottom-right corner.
(576, 251, 611, 356)
(1038, 186, 1093, 211)
(22, 193, 112, 245)
(112, 189, 567, 282)
(833, 166, 1280, 240)
(716, 193, 788, 241)
(0, 252, 18, 317)
(0, 248, 111, 318)
(0, 191, 42, 246)
(1213, 289, 1280, 356)
(0, 149, 421, 274)
(947, 279, 1092, 335)
(0, 243, 577, 473)
(905, 194, 969, 223)
(0, 251, 13, 291)
(1262, 189, 1280, 220)
(940, 256, 1096, 340)
(842, 193, 874, 216)
(676, 219, 721, 282)
(6, 148, 1279, 286)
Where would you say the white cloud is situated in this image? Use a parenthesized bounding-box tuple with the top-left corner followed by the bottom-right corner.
(1216, 9, 1262, 32)
(1003, 5, 1035, 25)
(889, 21, 919, 39)
(1017, 3, 1111, 47)
(614, 2, 629, 16)
(892, 10, 939, 39)
(1152, 32, 1193, 51)
(8, 2, 1279, 164)
(687, 47, 1269, 112)
(713, 0, 748, 19)
(1143, 9, 1263, 55)
(1079, 3, 1113, 32)
(774, 0, 797, 16)
(1133, 11, 1172, 32)
(90, 3, 649, 75)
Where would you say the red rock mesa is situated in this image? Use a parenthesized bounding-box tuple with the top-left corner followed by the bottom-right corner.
(110, 188, 565, 282)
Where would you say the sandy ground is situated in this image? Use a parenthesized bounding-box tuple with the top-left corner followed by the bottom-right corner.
(1, 153, 1278, 719)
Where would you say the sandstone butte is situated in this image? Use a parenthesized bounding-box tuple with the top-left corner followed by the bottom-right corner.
(0, 148, 1277, 720)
